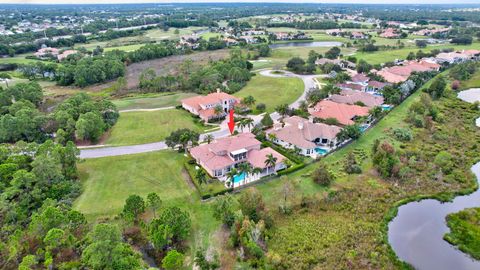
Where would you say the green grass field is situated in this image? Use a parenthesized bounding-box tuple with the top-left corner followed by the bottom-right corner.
(353, 43, 480, 65)
(460, 70, 480, 90)
(104, 108, 212, 146)
(113, 92, 197, 110)
(75, 150, 220, 254)
(235, 74, 304, 113)
(0, 53, 38, 65)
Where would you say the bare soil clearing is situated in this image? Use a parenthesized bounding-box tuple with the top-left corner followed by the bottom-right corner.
(124, 49, 230, 89)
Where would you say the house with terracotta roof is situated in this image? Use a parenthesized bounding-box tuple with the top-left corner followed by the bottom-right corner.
(379, 28, 400, 39)
(266, 116, 341, 157)
(189, 133, 287, 188)
(329, 89, 384, 108)
(350, 31, 367, 39)
(435, 51, 479, 64)
(336, 82, 364, 92)
(181, 90, 240, 122)
(34, 47, 59, 59)
(366, 80, 390, 93)
(376, 60, 440, 83)
(308, 100, 370, 126)
(57, 50, 78, 61)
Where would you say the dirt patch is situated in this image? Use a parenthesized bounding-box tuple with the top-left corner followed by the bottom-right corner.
(213, 226, 236, 269)
(181, 168, 198, 190)
(124, 49, 230, 89)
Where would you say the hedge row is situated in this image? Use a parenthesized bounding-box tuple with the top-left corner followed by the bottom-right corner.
(261, 141, 305, 164)
(278, 162, 307, 176)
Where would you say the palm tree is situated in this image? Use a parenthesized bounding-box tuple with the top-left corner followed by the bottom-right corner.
(238, 119, 246, 132)
(243, 118, 254, 131)
(264, 154, 278, 175)
(242, 95, 256, 107)
(252, 167, 263, 179)
(275, 104, 289, 118)
(204, 134, 214, 144)
(214, 105, 223, 118)
(196, 169, 208, 185)
(268, 133, 277, 142)
(179, 133, 191, 154)
(226, 168, 238, 188)
(238, 162, 252, 179)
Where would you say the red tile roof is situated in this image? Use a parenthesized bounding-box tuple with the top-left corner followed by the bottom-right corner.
(309, 100, 370, 126)
(329, 90, 384, 108)
(267, 116, 341, 149)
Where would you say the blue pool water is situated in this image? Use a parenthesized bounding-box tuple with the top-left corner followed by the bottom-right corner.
(233, 172, 246, 183)
(382, 104, 393, 111)
(360, 125, 369, 132)
(315, 148, 328, 155)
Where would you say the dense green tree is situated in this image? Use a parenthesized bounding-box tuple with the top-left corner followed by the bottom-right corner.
(75, 112, 106, 142)
(425, 75, 446, 99)
(212, 194, 237, 226)
(82, 223, 142, 270)
(157, 206, 191, 242)
(146, 192, 162, 218)
(122, 194, 146, 222)
(162, 250, 184, 270)
(312, 163, 334, 186)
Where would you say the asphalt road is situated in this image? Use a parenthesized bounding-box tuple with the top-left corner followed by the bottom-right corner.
(79, 69, 324, 159)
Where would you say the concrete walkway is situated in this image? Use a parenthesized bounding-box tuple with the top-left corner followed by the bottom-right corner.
(79, 69, 324, 159)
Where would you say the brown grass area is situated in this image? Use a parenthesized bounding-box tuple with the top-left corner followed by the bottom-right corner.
(124, 49, 230, 89)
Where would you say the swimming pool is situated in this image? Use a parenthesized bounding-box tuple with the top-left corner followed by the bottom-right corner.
(315, 148, 328, 155)
(360, 124, 369, 132)
(382, 104, 393, 111)
(233, 172, 246, 183)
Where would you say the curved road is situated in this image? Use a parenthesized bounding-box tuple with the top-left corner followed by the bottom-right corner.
(79, 70, 324, 159)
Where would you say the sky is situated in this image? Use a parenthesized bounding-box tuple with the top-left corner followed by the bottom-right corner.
(1, 0, 480, 4)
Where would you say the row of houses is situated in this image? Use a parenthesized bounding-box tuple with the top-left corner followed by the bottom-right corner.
(34, 47, 78, 61)
(325, 29, 368, 40)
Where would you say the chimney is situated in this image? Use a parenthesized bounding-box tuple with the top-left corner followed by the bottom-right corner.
(216, 88, 221, 93)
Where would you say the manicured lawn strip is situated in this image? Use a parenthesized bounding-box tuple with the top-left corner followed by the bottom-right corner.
(444, 208, 480, 260)
(235, 74, 304, 113)
(113, 92, 198, 110)
(0, 53, 38, 64)
(104, 108, 209, 146)
(104, 43, 147, 52)
(75, 150, 220, 261)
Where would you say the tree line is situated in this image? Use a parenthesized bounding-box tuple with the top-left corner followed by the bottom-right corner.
(0, 82, 118, 143)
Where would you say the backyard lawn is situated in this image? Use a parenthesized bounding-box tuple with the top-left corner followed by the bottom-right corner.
(236, 74, 304, 113)
(113, 92, 197, 110)
(104, 108, 214, 146)
(75, 150, 220, 254)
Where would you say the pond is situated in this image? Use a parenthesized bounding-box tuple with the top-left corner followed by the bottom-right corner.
(387, 89, 480, 270)
(269, 41, 343, 49)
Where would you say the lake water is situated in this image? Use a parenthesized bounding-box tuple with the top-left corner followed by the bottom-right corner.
(388, 89, 480, 270)
(269, 41, 343, 49)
